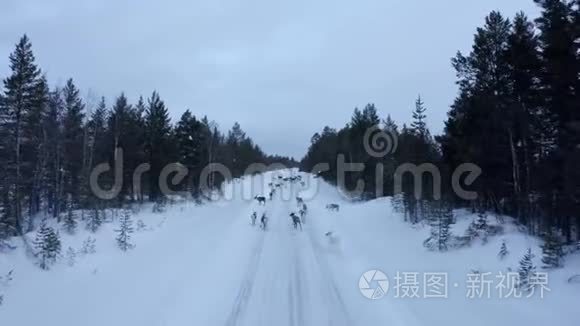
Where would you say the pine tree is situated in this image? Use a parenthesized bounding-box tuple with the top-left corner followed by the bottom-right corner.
(116, 209, 134, 251)
(62, 78, 85, 205)
(518, 248, 536, 291)
(505, 12, 544, 222)
(27, 75, 48, 219)
(541, 228, 564, 268)
(498, 240, 509, 260)
(534, 0, 579, 241)
(440, 11, 514, 215)
(34, 220, 61, 270)
(43, 88, 65, 219)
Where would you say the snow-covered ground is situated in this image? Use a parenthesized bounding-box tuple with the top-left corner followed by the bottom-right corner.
(1, 169, 579, 325)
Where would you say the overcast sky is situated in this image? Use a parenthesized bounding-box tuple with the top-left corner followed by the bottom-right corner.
(0, 0, 539, 159)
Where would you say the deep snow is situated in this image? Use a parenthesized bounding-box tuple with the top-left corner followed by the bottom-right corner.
(1, 169, 579, 326)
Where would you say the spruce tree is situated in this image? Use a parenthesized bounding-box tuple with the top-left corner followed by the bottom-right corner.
(63, 196, 77, 235)
(0, 194, 15, 245)
(465, 220, 479, 241)
(1, 35, 46, 235)
(541, 228, 564, 268)
(424, 206, 453, 251)
(476, 212, 490, 243)
(475, 212, 488, 230)
(175, 110, 206, 195)
(106, 94, 146, 205)
(34, 220, 62, 270)
(498, 240, 509, 260)
(86, 207, 102, 233)
(437, 207, 452, 251)
(518, 248, 536, 291)
(116, 209, 134, 251)
(145, 92, 172, 201)
(411, 95, 428, 139)
(383, 114, 399, 134)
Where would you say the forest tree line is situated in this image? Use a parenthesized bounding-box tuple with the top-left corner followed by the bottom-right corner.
(0, 35, 296, 239)
(301, 0, 580, 241)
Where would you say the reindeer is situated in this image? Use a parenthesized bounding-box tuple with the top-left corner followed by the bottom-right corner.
(254, 196, 266, 205)
(299, 209, 306, 224)
(296, 196, 304, 206)
(326, 203, 340, 212)
(290, 212, 302, 231)
(260, 213, 268, 230)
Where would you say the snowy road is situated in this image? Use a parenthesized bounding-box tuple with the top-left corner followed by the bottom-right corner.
(223, 186, 352, 326)
(153, 170, 365, 326)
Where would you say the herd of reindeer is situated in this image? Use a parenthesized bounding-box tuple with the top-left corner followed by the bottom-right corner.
(250, 174, 340, 231)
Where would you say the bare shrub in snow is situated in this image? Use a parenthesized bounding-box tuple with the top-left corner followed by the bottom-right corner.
(136, 220, 148, 232)
(66, 247, 77, 267)
(152, 200, 166, 214)
(81, 237, 97, 255)
(0, 269, 13, 305)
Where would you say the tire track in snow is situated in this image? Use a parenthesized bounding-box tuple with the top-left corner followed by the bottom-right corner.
(306, 229, 353, 326)
(288, 278, 296, 326)
(224, 232, 265, 326)
(291, 245, 306, 326)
